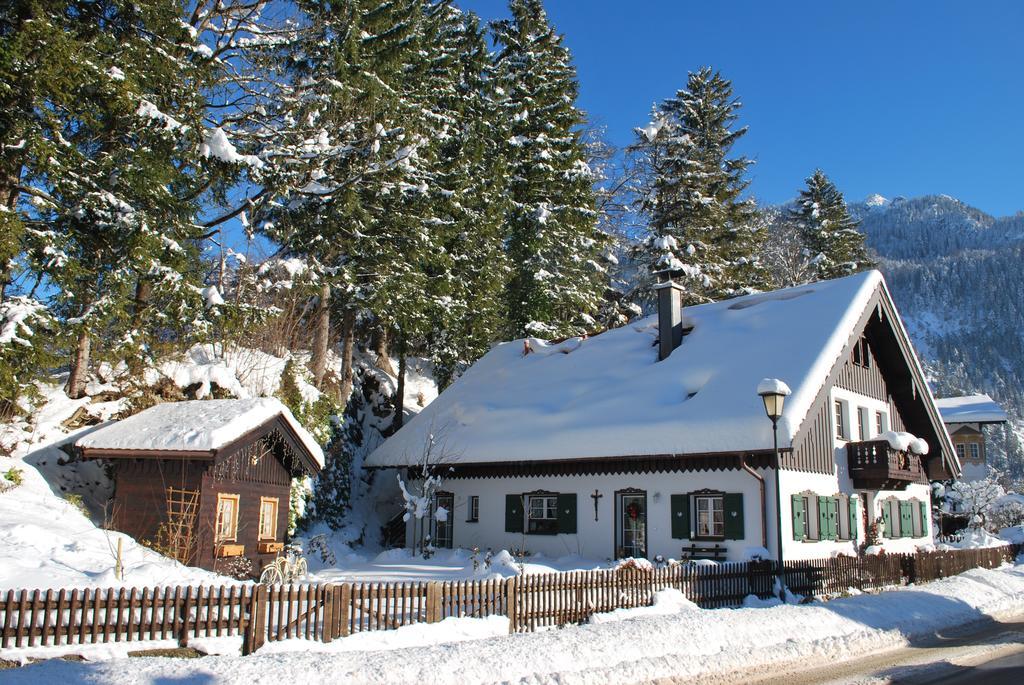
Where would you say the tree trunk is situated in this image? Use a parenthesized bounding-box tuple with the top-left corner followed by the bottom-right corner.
(65, 327, 91, 399)
(373, 325, 397, 376)
(391, 332, 407, 431)
(338, 308, 356, 408)
(0, 154, 23, 304)
(310, 282, 331, 388)
(131, 277, 152, 328)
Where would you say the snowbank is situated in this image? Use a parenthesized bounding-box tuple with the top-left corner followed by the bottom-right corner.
(589, 588, 698, 624)
(8, 561, 1024, 684)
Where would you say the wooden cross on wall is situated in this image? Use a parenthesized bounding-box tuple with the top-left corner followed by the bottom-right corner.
(591, 489, 603, 521)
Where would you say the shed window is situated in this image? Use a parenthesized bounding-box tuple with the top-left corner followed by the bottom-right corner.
(215, 493, 240, 542)
(968, 443, 981, 462)
(695, 495, 724, 538)
(259, 497, 279, 540)
(955, 443, 966, 460)
(527, 494, 558, 534)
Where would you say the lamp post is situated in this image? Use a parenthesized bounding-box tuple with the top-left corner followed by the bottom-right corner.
(758, 378, 791, 599)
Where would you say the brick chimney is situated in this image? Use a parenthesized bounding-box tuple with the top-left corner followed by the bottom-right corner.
(654, 270, 684, 361)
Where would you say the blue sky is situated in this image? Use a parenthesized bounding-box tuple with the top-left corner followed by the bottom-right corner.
(462, 0, 1024, 216)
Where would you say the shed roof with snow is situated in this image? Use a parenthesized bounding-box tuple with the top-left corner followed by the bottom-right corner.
(366, 270, 957, 477)
(75, 398, 324, 473)
(934, 394, 1008, 425)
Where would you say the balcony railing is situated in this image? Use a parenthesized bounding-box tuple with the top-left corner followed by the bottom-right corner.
(847, 440, 927, 490)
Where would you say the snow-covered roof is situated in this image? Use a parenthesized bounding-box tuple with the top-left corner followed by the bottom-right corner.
(935, 394, 1008, 425)
(76, 398, 324, 468)
(367, 271, 887, 468)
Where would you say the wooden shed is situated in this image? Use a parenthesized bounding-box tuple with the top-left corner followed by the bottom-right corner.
(75, 398, 323, 574)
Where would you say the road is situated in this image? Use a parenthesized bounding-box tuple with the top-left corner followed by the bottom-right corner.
(734, 615, 1024, 684)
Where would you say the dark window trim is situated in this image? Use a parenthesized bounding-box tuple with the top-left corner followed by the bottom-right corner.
(466, 495, 479, 523)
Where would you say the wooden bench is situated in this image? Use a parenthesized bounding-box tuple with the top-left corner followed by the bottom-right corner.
(680, 543, 727, 561)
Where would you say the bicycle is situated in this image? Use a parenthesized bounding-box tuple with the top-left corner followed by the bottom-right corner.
(259, 544, 309, 585)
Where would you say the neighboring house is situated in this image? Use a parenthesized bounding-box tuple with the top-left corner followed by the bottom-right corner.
(935, 394, 1009, 482)
(75, 398, 323, 573)
(366, 270, 959, 562)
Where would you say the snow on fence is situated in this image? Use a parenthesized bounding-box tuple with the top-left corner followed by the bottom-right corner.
(0, 545, 1018, 657)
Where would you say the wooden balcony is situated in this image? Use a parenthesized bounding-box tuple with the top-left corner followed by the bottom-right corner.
(847, 440, 928, 490)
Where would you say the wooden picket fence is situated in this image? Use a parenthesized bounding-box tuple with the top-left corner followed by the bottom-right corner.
(1, 544, 1018, 656)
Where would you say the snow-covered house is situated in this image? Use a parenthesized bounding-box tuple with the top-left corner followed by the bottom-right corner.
(366, 271, 958, 562)
(75, 398, 323, 573)
(935, 394, 1008, 482)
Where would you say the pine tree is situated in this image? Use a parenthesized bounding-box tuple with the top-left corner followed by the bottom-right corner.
(629, 67, 766, 307)
(788, 170, 873, 281)
(492, 0, 609, 339)
(1, 1, 223, 399)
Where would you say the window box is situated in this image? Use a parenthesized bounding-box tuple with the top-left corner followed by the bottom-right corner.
(216, 544, 244, 558)
(258, 541, 283, 554)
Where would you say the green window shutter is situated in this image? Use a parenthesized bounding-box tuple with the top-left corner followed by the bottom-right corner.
(882, 502, 891, 538)
(828, 498, 837, 540)
(849, 497, 859, 540)
(818, 496, 829, 541)
(557, 493, 577, 534)
(724, 493, 744, 540)
(671, 494, 690, 539)
(899, 501, 912, 539)
(791, 495, 805, 540)
(505, 494, 524, 533)
(919, 500, 929, 538)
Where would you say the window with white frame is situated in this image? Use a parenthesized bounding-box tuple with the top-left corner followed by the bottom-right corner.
(968, 443, 981, 462)
(527, 494, 558, 534)
(467, 495, 479, 522)
(875, 411, 887, 434)
(955, 443, 966, 460)
(695, 495, 724, 538)
(834, 400, 847, 440)
(857, 407, 869, 440)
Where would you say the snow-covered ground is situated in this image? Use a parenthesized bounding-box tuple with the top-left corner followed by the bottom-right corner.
(5, 558, 1024, 684)
(307, 547, 615, 583)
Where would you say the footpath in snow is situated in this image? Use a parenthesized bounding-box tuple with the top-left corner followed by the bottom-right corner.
(4, 560, 1024, 684)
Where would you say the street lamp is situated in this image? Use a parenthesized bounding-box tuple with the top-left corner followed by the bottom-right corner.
(758, 378, 791, 599)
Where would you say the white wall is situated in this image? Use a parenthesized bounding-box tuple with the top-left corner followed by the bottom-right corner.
(403, 386, 936, 562)
(411, 469, 770, 562)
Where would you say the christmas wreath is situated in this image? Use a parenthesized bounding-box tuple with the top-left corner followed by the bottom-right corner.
(626, 502, 641, 520)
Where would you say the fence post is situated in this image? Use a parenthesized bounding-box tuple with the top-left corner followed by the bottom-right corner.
(425, 582, 442, 624)
(339, 583, 351, 637)
(243, 584, 266, 655)
(505, 577, 517, 634)
(322, 585, 335, 644)
(178, 587, 192, 648)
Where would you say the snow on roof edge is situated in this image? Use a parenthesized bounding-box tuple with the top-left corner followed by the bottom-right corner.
(367, 271, 893, 469)
(76, 398, 324, 470)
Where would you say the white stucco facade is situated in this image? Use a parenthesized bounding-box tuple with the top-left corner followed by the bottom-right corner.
(408, 386, 936, 562)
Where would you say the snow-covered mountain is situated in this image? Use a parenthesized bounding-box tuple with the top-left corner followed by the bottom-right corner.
(849, 195, 1024, 476)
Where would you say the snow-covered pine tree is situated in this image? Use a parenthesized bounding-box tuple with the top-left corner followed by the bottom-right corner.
(629, 67, 766, 307)
(419, 4, 511, 389)
(787, 170, 873, 281)
(1, 0, 224, 399)
(492, 0, 609, 340)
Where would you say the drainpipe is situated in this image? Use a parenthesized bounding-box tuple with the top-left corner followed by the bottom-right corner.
(740, 454, 767, 548)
